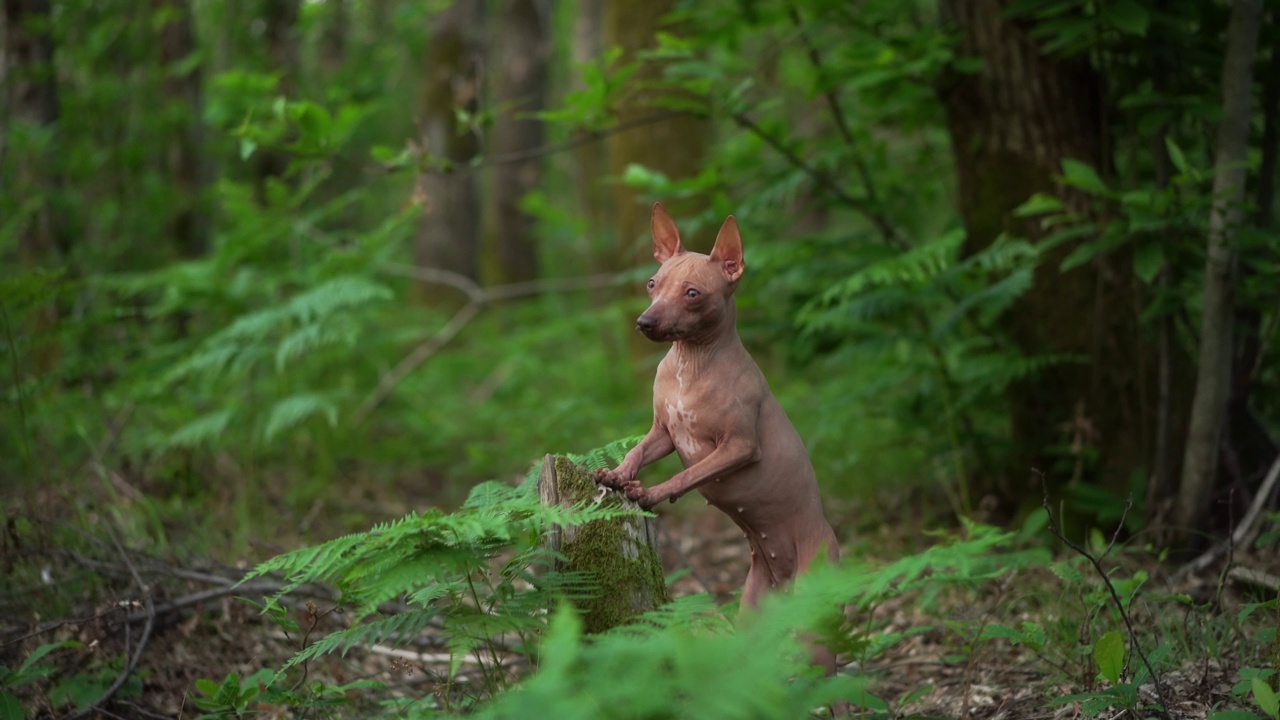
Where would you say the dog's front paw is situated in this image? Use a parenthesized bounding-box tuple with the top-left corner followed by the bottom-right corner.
(620, 479, 650, 507)
(594, 466, 635, 489)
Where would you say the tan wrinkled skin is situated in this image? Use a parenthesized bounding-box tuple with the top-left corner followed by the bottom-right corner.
(596, 203, 840, 675)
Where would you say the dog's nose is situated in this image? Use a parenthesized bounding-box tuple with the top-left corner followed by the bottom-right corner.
(636, 315, 656, 333)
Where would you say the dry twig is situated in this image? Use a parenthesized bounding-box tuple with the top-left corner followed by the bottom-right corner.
(1173, 452, 1280, 581)
(353, 266, 620, 423)
(63, 532, 155, 720)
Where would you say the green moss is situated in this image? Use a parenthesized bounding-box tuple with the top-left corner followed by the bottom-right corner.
(553, 456, 668, 634)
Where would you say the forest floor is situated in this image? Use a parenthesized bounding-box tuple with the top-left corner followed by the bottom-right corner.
(1, 496, 1272, 719)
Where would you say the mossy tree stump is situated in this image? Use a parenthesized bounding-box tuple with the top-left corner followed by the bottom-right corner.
(536, 454, 667, 633)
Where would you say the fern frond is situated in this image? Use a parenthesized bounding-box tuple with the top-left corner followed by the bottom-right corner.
(818, 228, 964, 303)
(282, 609, 438, 670)
(566, 436, 643, 472)
(263, 393, 338, 440)
(284, 276, 392, 323)
(160, 343, 240, 387)
(163, 409, 234, 449)
(274, 315, 359, 371)
(797, 286, 918, 333)
(931, 266, 1034, 339)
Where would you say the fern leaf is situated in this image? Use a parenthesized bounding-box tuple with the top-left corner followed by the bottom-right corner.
(282, 609, 438, 670)
(819, 228, 964, 303)
(284, 276, 392, 323)
(164, 409, 234, 449)
(274, 316, 359, 371)
(263, 393, 338, 440)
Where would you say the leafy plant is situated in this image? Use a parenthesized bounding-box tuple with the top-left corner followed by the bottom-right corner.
(0, 641, 79, 720)
(237, 474, 638, 705)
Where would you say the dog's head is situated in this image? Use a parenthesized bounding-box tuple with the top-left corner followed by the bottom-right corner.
(635, 203, 744, 343)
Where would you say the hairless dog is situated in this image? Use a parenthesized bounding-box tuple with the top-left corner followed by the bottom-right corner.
(595, 202, 841, 673)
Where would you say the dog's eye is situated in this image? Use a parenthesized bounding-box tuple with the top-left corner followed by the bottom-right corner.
(685, 288, 699, 298)
(647, 279, 656, 290)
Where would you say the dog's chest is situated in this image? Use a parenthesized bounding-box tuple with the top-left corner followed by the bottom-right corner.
(659, 355, 720, 463)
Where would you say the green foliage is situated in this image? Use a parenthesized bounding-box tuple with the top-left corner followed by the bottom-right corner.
(231, 498, 1066, 718)
(0, 641, 81, 719)
(237, 475, 637, 702)
(3, 0, 1278, 715)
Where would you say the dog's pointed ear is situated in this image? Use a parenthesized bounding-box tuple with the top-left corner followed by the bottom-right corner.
(709, 215, 745, 283)
(651, 202, 685, 263)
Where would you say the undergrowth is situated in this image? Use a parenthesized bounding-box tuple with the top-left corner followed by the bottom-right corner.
(40, 471, 1244, 719)
(4, 453, 1277, 718)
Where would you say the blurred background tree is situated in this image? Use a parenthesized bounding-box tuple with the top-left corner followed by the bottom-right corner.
(1, 0, 1276, 555)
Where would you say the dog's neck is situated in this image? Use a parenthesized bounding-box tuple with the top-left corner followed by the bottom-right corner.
(670, 298, 741, 378)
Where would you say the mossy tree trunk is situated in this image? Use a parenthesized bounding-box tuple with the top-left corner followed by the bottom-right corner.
(536, 455, 667, 634)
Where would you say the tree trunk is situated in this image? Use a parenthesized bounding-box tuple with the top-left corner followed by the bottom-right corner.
(569, 0, 610, 269)
(603, 0, 710, 268)
(254, 0, 299, 204)
(937, 0, 1186, 511)
(1175, 0, 1264, 546)
(155, 0, 210, 258)
(416, 0, 483, 296)
(2, 0, 68, 262)
(486, 0, 550, 284)
(1222, 14, 1280, 508)
(536, 455, 667, 634)
(319, 0, 346, 78)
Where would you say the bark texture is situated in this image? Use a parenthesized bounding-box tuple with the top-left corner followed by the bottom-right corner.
(2, 0, 67, 261)
(938, 0, 1187, 509)
(603, 0, 710, 268)
(537, 455, 667, 633)
(1175, 0, 1264, 544)
(156, 0, 209, 258)
(416, 0, 483, 295)
(488, 0, 550, 284)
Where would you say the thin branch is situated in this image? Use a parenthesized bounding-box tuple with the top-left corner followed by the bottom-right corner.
(269, 111, 692, 178)
(354, 302, 483, 424)
(730, 111, 905, 249)
(63, 532, 156, 720)
(1174, 452, 1280, 581)
(473, 111, 690, 170)
(1037, 470, 1171, 717)
(786, 5, 899, 248)
(354, 268, 621, 423)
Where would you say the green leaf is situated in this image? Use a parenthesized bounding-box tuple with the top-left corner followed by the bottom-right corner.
(1207, 711, 1266, 720)
(1061, 158, 1107, 194)
(0, 692, 23, 720)
(979, 624, 1026, 643)
(264, 394, 338, 441)
(1133, 242, 1164, 283)
(165, 410, 234, 449)
(213, 672, 242, 706)
(1254, 678, 1280, 719)
(16, 641, 79, 678)
(538, 601, 583, 677)
(1094, 631, 1125, 685)
(1106, 0, 1149, 35)
(1013, 192, 1065, 217)
(239, 137, 257, 160)
(1165, 137, 1190, 174)
(193, 678, 220, 697)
